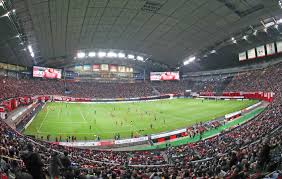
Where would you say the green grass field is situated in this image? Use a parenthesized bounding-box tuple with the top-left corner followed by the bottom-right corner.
(23, 99, 257, 141)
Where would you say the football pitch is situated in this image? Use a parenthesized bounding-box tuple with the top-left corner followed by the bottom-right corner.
(24, 99, 257, 141)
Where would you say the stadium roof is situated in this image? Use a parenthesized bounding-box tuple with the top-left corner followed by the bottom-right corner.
(1, 0, 282, 69)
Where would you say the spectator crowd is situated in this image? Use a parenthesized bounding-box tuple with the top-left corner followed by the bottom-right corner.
(0, 62, 281, 178)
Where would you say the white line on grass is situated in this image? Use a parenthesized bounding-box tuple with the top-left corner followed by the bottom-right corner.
(78, 106, 87, 121)
(37, 106, 49, 132)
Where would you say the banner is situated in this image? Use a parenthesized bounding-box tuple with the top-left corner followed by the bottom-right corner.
(118, 66, 125, 72)
(83, 65, 91, 71)
(266, 43, 275, 55)
(256, 45, 265, 57)
(109, 65, 118, 72)
(74, 65, 83, 71)
(33, 66, 62, 79)
(247, 48, 256, 59)
(238, 52, 247, 61)
(92, 64, 100, 71)
(100, 64, 109, 71)
(150, 71, 180, 81)
(276, 41, 282, 53)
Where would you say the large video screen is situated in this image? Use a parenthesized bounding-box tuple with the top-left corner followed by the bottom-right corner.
(150, 71, 180, 81)
(33, 66, 62, 79)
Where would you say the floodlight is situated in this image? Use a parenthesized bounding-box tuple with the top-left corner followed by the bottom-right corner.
(183, 56, 196, 65)
(253, 30, 258, 36)
(118, 52, 125, 58)
(210, 50, 216, 54)
(107, 52, 117, 58)
(98, 51, 106, 58)
(189, 56, 195, 61)
(136, 56, 144, 61)
(0, 11, 9, 18)
(264, 22, 275, 28)
(277, 18, 282, 24)
(77, 52, 86, 58)
(231, 37, 235, 41)
(128, 54, 135, 59)
(88, 52, 96, 57)
(28, 45, 33, 53)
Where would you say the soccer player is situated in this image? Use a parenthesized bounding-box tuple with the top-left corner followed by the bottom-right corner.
(150, 124, 153, 129)
(90, 125, 91, 130)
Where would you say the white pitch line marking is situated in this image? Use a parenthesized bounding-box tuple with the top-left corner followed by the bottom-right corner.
(37, 106, 49, 132)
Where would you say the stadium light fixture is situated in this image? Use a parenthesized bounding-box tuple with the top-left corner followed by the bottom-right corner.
(28, 45, 35, 58)
(183, 56, 196, 65)
(128, 54, 135, 59)
(107, 51, 117, 58)
(136, 56, 144, 61)
(264, 28, 268, 32)
(98, 51, 106, 58)
(118, 52, 125, 58)
(264, 21, 275, 28)
(28, 45, 32, 52)
(88, 52, 96, 57)
(0, 9, 15, 18)
(253, 29, 258, 36)
(77, 52, 86, 58)
(0, 1, 3, 7)
(275, 24, 279, 30)
(210, 50, 216, 54)
(277, 18, 282, 24)
(233, 40, 237, 44)
(231, 37, 235, 41)
(0, 11, 9, 18)
(279, 0, 282, 8)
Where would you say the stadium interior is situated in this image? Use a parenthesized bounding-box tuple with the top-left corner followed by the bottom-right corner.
(0, 0, 282, 178)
